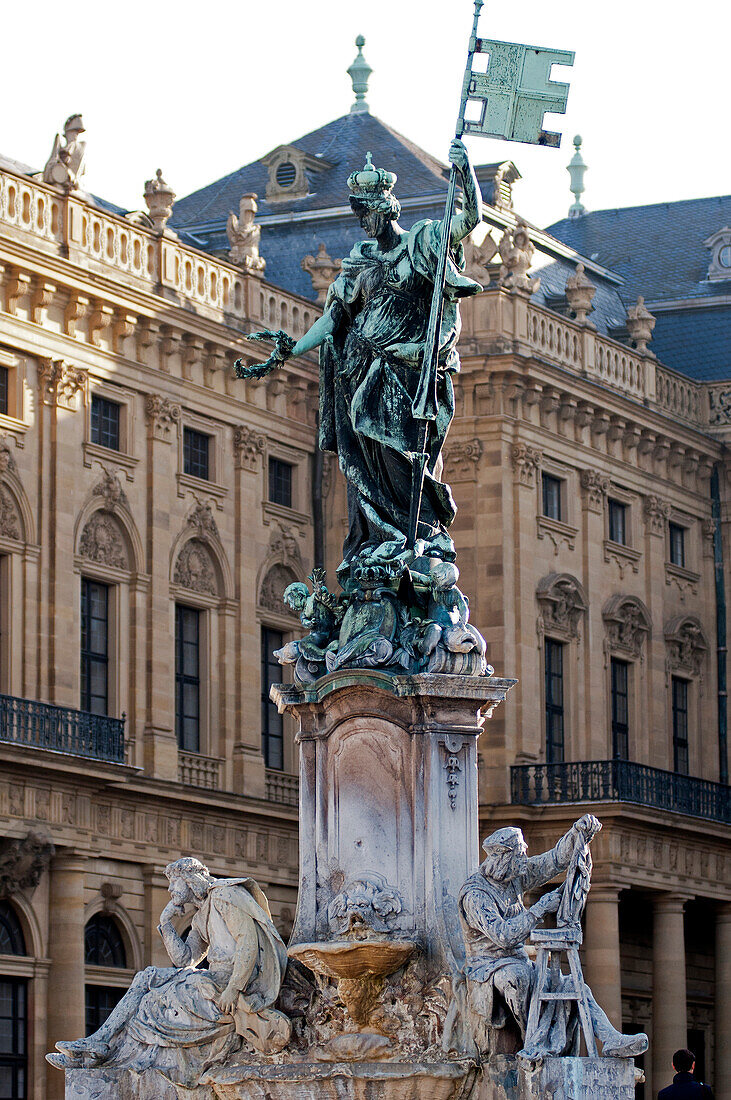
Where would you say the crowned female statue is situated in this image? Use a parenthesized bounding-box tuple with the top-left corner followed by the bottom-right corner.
(238, 140, 483, 574)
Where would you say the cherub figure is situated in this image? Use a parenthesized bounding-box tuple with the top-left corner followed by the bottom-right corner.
(274, 569, 342, 682)
(497, 217, 540, 294)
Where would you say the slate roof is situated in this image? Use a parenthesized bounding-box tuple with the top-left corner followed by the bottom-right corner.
(531, 255, 628, 338)
(547, 196, 731, 304)
(650, 309, 731, 382)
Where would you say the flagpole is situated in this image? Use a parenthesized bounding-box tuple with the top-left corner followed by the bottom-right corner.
(407, 0, 484, 549)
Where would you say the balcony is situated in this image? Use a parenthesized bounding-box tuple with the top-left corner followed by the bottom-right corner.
(511, 759, 730, 825)
(265, 768, 299, 807)
(0, 693, 125, 764)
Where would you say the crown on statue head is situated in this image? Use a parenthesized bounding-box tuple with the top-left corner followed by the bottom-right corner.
(347, 152, 397, 202)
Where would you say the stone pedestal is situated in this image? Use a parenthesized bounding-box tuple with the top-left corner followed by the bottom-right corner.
(271, 670, 515, 977)
(478, 1055, 638, 1099)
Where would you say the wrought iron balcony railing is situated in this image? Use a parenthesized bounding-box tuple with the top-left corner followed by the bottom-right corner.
(511, 759, 730, 825)
(0, 693, 125, 764)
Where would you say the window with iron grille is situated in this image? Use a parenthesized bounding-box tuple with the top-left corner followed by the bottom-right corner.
(544, 639, 565, 763)
(0, 904, 26, 1100)
(669, 522, 686, 568)
(672, 676, 689, 775)
(541, 473, 563, 522)
(175, 605, 201, 753)
(611, 658, 630, 760)
(81, 579, 109, 716)
(261, 626, 284, 769)
(90, 395, 121, 451)
(0, 367, 8, 416)
(608, 498, 628, 545)
(268, 457, 293, 509)
(183, 428, 210, 481)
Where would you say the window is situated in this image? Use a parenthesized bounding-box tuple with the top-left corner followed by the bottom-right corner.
(611, 658, 629, 760)
(608, 499, 628, 545)
(0, 367, 8, 416)
(81, 579, 109, 716)
(0, 903, 26, 1100)
(175, 605, 201, 752)
(183, 428, 210, 481)
(541, 473, 563, 522)
(672, 676, 689, 775)
(261, 627, 284, 769)
(268, 458, 293, 509)
(669, 523, 686, 568)
(90, 395, 121, 452)
(84, 915, 126, 1037)
(84, 914, 126, 968)
(544, 640, 565, 763)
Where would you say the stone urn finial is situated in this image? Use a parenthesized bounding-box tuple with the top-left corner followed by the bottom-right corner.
(626, 295, 656, 354)
(567, 134, 587, 219)
(144, 169, 176, 232)
(302, 243, 342, 303)
(348, 35, 372, 114)
(565, 262, 596, 325)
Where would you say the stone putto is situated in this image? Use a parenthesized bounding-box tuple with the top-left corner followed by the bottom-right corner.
(226, 193, 266, 271)
(497, 217, 540, 294)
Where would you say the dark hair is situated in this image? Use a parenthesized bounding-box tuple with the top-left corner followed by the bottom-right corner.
(672, 1049, 695, 1073)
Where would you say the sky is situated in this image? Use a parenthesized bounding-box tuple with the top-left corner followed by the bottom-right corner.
(1, 0, 728, 229)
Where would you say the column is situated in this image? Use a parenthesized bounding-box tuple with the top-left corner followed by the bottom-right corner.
(716, 904, 731, 1100)
(46, 853, 86, 1100)
(652, 893, 688, 1093)
(583, 885, 622, 1030)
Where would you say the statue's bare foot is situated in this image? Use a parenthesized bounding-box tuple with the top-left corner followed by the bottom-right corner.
(55, 1038, 110, 1065)
(601, 1032, 648, 1058)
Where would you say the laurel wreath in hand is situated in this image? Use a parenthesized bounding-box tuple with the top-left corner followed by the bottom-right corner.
(234, 330, 297, 380)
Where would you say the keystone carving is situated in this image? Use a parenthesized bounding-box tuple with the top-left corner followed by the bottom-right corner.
(92, 469, 129, 513)
(186, 501, 219, 541)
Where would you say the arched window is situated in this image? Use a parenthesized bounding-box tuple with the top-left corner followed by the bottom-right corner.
(84, 914, 126, 968)
(84, 915, 127, 1037)
(0, 902, 26, 956)
(0, 901, 27, 1098)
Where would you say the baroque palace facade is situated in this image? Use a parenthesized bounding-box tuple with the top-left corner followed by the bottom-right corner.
(0, 54, 730, 1099)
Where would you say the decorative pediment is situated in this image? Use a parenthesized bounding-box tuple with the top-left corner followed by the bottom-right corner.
(602, 595, 652, 659)
(259, 563, 299, 612)
(79, 512, 128, 570)
(173, 538, 217, 596)
(664, 615, 708, 676)
(536, 573, 587, 640)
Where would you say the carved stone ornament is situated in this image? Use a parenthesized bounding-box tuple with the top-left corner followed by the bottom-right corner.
(643, 495, 671, 536)
(302, 243, 342, 304)
(42, 113, 86, 191)
(186, 501, 219, 541)
(233, 424, 266, 472)
(79, 513, 128, 570)
(708, 386, 731, 425)
(226, 194, 266, 271)
(143, 169, 176, 233)
(462, 230, 498, 287)
(537, 573, 588, 641)
(580, 468, 611, 512)
(144, 394, 181, 443)
(38, 358, 88, 409)
(664, 615, 708, 676)
(269, 523, 302, 570)
(446, 438, 483, 480)
(497, 218, 540, 294)
(625, 296, 656, 354)
(564, 263, 596, 324)
(0, 486, 21, 540)
(0, 830, 55, 895)
(173, 538, 217, 595)
(259, 563, 299, 611)
(327, 873, 403, 938)
(0, 437, 17, 477)
(92, 469, 129, 513)
(511, 443, 542, 487)
(602, 595, 652, 659)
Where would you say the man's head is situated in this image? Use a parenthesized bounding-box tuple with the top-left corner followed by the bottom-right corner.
(672, 1049, 695, 1074)
(164, 857, 211, 907)
(480, 827, 529, 883)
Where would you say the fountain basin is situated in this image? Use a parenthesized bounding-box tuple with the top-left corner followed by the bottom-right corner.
(288, 939, 415, 980)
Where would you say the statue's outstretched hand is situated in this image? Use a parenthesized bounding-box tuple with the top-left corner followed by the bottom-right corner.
(234, 329, 296, 381)
(574, 814, 602, 842)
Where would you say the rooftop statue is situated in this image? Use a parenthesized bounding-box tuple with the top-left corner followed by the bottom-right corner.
(42, 113, 87, 191)
(47, 858, 291, 1086)
(445, 816, 649, 1061)
(236, 141, 489, 680)
(227, 193, 266, 271)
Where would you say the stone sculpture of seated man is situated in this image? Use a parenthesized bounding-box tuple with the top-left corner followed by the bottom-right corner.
(447, 816, 648, 1060)
(47, 858, 291, 1089)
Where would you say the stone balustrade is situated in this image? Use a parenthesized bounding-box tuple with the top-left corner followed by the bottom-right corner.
(178, 749, 223, 790)
(265, 767, 299, 807)
(0, 165, 317, 333)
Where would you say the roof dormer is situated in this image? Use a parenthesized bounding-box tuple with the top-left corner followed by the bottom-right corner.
(261, 145, 333, 203)
(704, 227, 731, 282)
